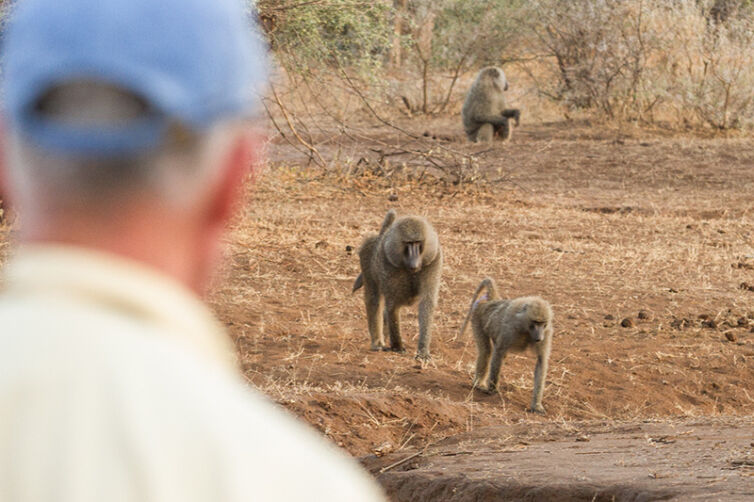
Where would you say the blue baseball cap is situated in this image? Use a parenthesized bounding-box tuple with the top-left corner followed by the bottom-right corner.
(2, 0, 267, 154)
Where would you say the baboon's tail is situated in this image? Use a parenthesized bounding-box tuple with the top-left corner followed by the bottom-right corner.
(353, 210, 394, 294)
(458, 277, 499, 338)
(352, 273, 364, 293)
(379, 209, 397, 235)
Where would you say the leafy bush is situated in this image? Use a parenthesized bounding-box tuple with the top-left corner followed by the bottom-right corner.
(670, 8, 754, 129)
(254, 0, 754, 133)
(389, 0, 527, 114)
(257, 0, 392, 76)
(519, 0, 754, 129)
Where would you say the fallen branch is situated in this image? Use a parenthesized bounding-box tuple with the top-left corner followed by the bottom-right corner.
(378, 450, 423, 474)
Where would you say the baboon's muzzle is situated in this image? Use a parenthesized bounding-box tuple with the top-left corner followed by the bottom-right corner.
(531, 327, 545, 343)
(406, 242, 422, 272)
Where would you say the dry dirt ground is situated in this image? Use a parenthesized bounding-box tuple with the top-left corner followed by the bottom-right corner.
(215, 118, 754, 500)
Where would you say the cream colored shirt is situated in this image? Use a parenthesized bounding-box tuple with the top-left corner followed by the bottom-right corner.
(0, 245, 385, 502)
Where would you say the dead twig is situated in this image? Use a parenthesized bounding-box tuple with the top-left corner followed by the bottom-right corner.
(378, 450, 423, 474)
(379, 423, 442, 474)
(269, 84, 327, 168)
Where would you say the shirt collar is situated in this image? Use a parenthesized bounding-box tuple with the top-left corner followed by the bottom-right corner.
(1, 244, 238, 374)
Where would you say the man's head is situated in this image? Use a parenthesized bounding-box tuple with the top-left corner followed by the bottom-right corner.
(1, 0, 268, 292)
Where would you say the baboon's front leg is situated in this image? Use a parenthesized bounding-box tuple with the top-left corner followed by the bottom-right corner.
(502, 108, 521, 126)
(529, 353, 549, 414)
(365, 289, 384, 350)
(415, 297, 435, 361)
(384, 304, 405, 352)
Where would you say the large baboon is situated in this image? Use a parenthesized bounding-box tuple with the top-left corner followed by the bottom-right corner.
(459, 278, 553, 414)
(462, 67, 521, 143)
(352, 210, 442, 361)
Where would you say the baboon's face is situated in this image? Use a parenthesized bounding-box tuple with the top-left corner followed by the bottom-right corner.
(528, 320, 547, 343)
(403, 241, 424, 272)
(485, 68, 508, 91)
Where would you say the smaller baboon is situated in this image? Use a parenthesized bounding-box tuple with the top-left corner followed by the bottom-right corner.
(462, 67, 521, 143)
(459, 278, 553, 414)
(352, 209, 442, 361)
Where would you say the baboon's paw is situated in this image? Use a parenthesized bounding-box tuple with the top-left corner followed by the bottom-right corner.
(528, 405, 546, 415)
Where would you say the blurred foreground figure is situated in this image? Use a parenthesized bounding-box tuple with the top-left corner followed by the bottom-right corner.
(0, 0, 385, 500)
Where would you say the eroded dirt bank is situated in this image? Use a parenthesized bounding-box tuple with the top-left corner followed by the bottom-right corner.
(364, 418, 754, 501)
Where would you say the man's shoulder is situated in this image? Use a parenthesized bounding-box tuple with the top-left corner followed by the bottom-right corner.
(0, 296, 386, 501)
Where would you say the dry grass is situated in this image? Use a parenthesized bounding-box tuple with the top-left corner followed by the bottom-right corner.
(0, 116, 749, 458)
(208, 118, 754, 455)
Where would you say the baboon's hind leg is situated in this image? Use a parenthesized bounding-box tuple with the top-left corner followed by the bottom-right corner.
(475, 123, 495, 143)
(473, 330, 492, 389)
(494, 121, 512, 141)
(486, 342, 508, 393)
(365, 287, 385, 350)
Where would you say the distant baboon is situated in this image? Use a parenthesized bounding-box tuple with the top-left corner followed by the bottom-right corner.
(462, 67, 521, 143)
(459, 278, 553, 414)
(352, 209, 442, 361)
